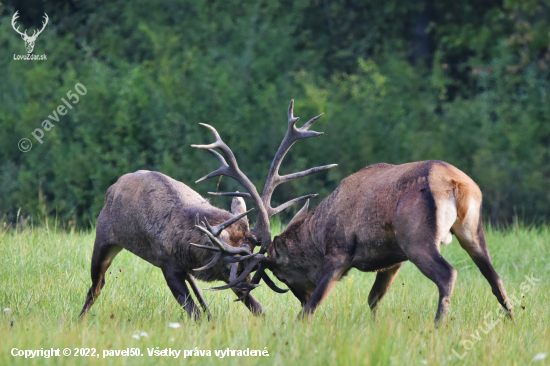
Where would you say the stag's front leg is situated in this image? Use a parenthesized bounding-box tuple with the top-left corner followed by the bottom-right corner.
(298, 257, 350, 319)
(186, 274, 212, 320)
(368, 263, 403, 319)
(161, 267, 202, 321)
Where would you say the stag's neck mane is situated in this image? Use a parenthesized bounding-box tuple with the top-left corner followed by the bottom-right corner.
(272, 206, 323, 261)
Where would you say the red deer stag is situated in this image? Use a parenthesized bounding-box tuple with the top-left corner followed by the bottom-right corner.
(78, 171, 260, 320)
(196, 109, 515, 325)
(79, 100, 335, 320)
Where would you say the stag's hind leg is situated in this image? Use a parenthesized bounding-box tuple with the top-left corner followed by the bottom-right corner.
(395, 189, 457, 325)
(404, 245, 457, 325)
(80, 209, 123, 318)
(368, 263, 403, 319)
(396, 232, 457, 325)
(162, 267, 202, 321)
(79, 242, 122, 318)
(452, 215, 514, 321)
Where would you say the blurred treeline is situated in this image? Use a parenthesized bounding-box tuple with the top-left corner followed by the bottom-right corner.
(1, 0, 549, 227)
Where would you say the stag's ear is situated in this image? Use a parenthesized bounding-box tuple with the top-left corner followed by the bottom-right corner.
(231, 196, 247, 215)
(231, 193, 249, 224)
(273, 236, 289, 264)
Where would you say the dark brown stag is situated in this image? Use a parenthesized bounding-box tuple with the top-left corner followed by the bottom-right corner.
(79, 100, 335, 320)
(79, 171, 261, 320)
(196, 112, 515, 325)
(266, 161, 516, 324)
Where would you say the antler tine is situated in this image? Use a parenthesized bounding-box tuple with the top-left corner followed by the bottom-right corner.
(234, 254, 288, 301)
(191, 215, 253, 272)
(192, 123, 272, 248)
(208, 192, 252, 199)
(301, 113, 325, 131)
(204, 254, 269, 290)
(229, 263, 238, 283)
(195, 149, 229, 183)
(278, 164, 338, 185)
(195, 224, 251, 256)
(192, 251, 222, 271)
(287, 99, 300, 126)
(201, 208, 253, 237)
(191, 124, 239, 164)
(269, 194, 318, 217)
(260, 100, 337, 219)
(261, 272, 290, 293)
(287, 99, 325, 138)
(189, 242, 220, 252)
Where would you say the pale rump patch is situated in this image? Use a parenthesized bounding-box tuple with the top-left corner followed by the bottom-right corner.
(465, 197, 480, 229)
(451, 197, 480, 244)
(435, 195, 458, 246)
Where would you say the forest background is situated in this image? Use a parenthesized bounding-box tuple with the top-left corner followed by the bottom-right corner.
(1, 0, 549, 227)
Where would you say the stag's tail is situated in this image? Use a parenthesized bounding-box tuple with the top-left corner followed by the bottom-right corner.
(452, 179, 473, 225)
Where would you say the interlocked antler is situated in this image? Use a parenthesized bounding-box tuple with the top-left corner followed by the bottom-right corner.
(201, 100, 337, 250)
(191, 123, 271, 248)
(192, 100, 336, 292)
(260, 99, 337, 218)
(190, 212, 255, 271)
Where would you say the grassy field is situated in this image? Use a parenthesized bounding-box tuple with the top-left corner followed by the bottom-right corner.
(0, 222, 548, 366)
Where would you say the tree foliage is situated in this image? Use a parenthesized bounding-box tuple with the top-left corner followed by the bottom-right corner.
(1, 0, 549, 226)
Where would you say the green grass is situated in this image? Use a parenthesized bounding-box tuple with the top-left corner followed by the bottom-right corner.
(0, 223, 549, 365)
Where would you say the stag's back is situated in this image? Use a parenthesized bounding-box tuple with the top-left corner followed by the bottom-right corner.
(302, 160, 480, 261)
(101, 170, 239, 271)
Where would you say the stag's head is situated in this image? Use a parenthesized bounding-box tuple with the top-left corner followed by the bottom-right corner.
(191, 100, 336, 296)
(266, 201, 321, 305)
(189, 197, 257, 280)
(12, 11, 49, 54)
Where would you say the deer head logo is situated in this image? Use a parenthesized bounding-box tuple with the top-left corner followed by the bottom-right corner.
(12, 11, 49, 54)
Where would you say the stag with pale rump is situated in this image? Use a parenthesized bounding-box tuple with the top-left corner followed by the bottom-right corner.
(194, 106, 515, 325)
(79, 100, 335, 320)
(266, 161, 515, 324)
